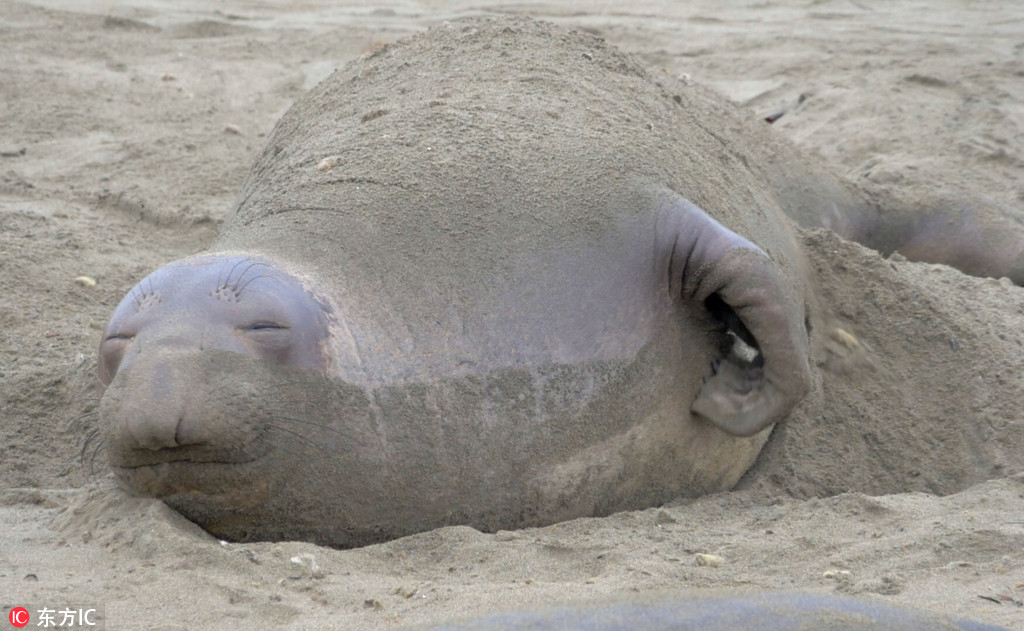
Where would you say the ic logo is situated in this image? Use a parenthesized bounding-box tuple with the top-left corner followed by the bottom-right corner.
(8, 607, 29, 628)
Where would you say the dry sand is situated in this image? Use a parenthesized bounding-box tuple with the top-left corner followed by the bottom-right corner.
(2, 1, 1023, 629)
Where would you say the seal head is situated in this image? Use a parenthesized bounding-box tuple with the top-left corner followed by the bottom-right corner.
(99, 254, 332, 453)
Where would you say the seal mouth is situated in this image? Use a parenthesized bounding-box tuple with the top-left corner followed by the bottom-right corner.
(109, 443, 265, 469)
(113, 459, 274, 509)
(107, 414, 281, 511)
(105, 408, 277, 470)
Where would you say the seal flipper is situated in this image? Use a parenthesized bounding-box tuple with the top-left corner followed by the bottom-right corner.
(889, 193, 1024, 286)
(669, 199, 810, 436)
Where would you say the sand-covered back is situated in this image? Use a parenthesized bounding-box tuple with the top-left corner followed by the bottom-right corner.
(1, 1, 1023, 629)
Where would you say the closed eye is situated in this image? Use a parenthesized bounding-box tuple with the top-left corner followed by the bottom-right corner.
(244, 322, 288, 331)
(99, 333, 135, 385)
(240, 321, 292, 356)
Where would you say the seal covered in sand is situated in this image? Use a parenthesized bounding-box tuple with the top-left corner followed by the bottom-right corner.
(94, 17, 1013, 546)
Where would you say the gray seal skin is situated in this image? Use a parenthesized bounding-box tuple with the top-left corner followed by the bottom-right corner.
(419, 593, 1010, 631)
(95, 17, 1012, 547)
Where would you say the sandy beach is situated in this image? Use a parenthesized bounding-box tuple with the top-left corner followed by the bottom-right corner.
(2, 1, 1023, 628)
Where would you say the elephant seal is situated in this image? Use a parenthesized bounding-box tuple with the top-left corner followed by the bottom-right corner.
(419, 593, 1009, 630)
(95, 17, 1013, 546)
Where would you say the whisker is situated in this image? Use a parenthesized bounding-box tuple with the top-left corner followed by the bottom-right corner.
(78, 427, 100, 460)
(262, 423, 328, 452)
(232, 259, 272, 284)
(221, 257, 249, 289)
(130, 284, 142, 311)
(87, 440, 107, 476)
(263, 374, 344, 392)
(234, 273, 277, 297)
(228, 259, 270, 295)
(78, 430, 107, 477)
(248, 433, 307, 460)
(65, 408, 100, 427)
(265, 413, 350, 439)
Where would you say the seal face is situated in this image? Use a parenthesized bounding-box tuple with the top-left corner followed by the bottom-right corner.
(99, 255, 332, 453)
(98, 17, 816, 546)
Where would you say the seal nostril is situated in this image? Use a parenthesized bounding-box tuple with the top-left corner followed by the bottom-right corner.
(171, 407, 207, 448)
(126, 415, 181, 451)
(174, 416, 186, 447)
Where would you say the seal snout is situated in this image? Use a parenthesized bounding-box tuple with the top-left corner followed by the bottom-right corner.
(100, 348, 278, 478)
(120, 355, 204, 452)
(103, 351, 225, 462)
